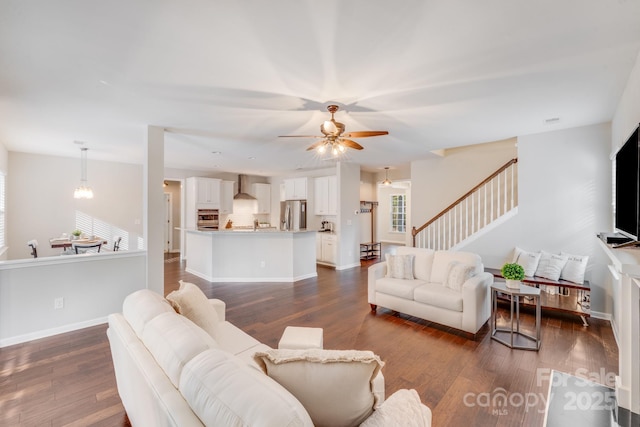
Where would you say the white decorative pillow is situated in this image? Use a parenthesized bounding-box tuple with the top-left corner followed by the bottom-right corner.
(253, 348, 384, 427)
(512, 247, 541, 277)
(181, 349, 313, 426)
(360, 389, 429, 427)
(534, 251, 569, 281)
(166, 280, 221, 339)
(385, 254, 415, 280)
(560, 252, 589, 284)
(443, 261, 475, 291)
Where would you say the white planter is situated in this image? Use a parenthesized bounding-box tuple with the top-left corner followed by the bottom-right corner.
(505, 279, 521, 289)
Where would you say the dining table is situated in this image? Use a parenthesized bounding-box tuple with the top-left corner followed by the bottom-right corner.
(49, 236, 108, 249)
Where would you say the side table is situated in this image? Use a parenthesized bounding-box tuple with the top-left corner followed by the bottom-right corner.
(491, 281, 541, 351)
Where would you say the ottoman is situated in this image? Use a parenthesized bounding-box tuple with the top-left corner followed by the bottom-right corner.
(278, 326, 324, 350)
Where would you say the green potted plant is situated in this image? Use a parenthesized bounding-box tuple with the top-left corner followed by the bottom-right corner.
(501, 262, 525, 289)
(71, 229, 82, 240)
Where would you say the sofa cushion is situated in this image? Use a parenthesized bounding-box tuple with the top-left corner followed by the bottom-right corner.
(181, 349, 313, 427)
(253, 349, 383, 427)
(166, 280, 221, 339)
(430, 251, 482, 284)
(512, 247, 541, 277)
(560, 252, 589, 284)
(375, 277, 426, 300)
(385, 254, 415, 279)
(396, 247, 435, 282)
(414, 283, 463, 312)
(360, 389, 430, 427)
(534, 251, 568, 281)
(122, 289, 175, 339)
(141, 311, 220, 388)
(443, 261, 476, 292)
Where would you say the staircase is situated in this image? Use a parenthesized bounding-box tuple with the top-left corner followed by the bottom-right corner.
(412, 158, 518, 250)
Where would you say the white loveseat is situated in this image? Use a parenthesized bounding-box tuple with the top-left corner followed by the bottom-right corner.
(107, 285, 433, 426)
(368, 247, 493, 335)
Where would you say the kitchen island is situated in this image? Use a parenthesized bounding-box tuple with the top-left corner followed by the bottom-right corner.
(184, 229, 317, 282)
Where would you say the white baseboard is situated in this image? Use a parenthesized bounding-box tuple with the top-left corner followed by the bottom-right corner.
(0, 317, 108, 348)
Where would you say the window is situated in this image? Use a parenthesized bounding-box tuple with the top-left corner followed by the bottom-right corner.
(0, 173, 5, 248)
(390, 194, 406, 232)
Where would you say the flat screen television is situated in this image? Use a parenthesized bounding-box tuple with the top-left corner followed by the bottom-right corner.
(615, 126, 640, 241)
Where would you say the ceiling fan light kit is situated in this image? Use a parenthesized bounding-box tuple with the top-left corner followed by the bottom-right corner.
(280, 104, 388, 157)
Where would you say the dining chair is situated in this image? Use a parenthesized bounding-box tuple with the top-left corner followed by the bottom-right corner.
(72, 242, 102, 254)
(27, 240, 38, 258)
(113, 237, 122, 251)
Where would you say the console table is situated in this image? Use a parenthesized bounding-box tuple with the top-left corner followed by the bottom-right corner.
(486, 267, 590, 326)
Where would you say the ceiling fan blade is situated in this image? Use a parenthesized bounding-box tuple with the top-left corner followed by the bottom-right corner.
(343, 130, 389, 138)
(340, 139, 364, 150)
(306, 140, 327, 151)
(279, 135, 323, 138)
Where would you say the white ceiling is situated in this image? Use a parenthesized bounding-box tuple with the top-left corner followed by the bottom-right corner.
(1, 0, 640, 176)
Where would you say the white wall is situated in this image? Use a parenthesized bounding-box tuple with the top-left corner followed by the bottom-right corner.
(337, 162, 361, 269)
(7, 152, 143, 259)
(461, 123, 613, 315)
(0, 142, 7, 261)
(612, 51, 640, 153)
(0, 251, 146, 347)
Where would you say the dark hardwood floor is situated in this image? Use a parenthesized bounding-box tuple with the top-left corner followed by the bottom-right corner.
(1, 246, 618, 426)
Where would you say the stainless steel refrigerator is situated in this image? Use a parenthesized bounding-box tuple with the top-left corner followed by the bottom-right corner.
(280, 200, 307, 231)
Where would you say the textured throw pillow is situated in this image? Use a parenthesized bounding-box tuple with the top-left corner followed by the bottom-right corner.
(385, 254, 415, 280)
(360, 389, 429, 427)
(534, 251, 569, 281)
(443, 261, 475, 291)
(253, 348, 384, 427)
(166, 280, 220, 339)
(560, 252, 589, 284)
(512, 247, 541, 277)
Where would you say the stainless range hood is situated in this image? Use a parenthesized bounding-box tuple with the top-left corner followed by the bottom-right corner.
(234, 174, 256, 200)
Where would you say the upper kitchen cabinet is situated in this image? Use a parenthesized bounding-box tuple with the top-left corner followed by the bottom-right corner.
(252, 183, 271, 214)
(284, 177, 307, 200)
(314, 175, 337, 216)
(220, 180, 234, 214)
(187, 177, 221, 209)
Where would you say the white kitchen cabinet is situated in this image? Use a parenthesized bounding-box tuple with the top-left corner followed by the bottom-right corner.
(220, 180, 234, 214)
(188, 177, 221, 209)
(284, 177, 307, 200)
(252, 183, 271, 214)
(314, 175, 337, 215)
(316, 232, 337, 264)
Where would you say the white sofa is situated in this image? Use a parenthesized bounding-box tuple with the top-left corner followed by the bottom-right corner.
(107, 287, 433, 426)
(368, 247, 493, 335)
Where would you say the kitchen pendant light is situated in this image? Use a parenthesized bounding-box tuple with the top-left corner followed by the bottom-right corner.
(382, 167, 392, 186)
(74, 147, 94, 199)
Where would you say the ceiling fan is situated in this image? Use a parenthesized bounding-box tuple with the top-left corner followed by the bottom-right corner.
(279, 104, 389, 155)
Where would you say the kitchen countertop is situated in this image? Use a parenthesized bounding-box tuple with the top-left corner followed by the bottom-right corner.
(183, 228, 315, 234)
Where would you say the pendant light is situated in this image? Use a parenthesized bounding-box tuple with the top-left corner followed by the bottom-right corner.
(382, 167, 392, 186)
(74, 146, 94, 199)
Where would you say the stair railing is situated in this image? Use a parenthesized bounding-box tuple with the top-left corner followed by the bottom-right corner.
(412, 158, 518, 249)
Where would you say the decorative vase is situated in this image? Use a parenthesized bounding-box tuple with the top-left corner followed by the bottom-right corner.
(505, 279, 521, 289)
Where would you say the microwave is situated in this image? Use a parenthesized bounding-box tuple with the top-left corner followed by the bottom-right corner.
(197, 209, 219, 230)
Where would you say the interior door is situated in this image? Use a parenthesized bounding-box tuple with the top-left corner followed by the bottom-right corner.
(164, 193, 172, 253)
